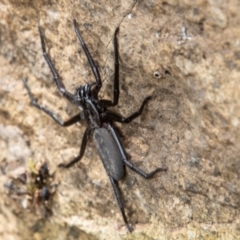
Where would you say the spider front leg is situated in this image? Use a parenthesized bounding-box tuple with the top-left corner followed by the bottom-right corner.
(38, 24, 74, 102)
(73, 19, 102, 97)
(98, 27, 120, 107)
(22, 79, 83, 127)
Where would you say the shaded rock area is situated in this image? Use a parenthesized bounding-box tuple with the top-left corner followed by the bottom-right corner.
(1, 0, 240, 239)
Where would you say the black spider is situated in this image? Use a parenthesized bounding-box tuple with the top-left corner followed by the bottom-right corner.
(22, 19, 167, 232)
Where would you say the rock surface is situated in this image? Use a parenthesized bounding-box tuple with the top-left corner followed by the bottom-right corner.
(0, 0, 240, 239)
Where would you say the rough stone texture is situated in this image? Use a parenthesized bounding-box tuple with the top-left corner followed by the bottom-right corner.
(1, 0, 240, 239)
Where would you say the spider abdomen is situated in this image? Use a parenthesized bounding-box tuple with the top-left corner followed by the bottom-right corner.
(93, 127, 125, 181)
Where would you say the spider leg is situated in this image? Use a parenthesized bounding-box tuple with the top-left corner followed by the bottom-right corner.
(73, 19, 102, 96)
(99, 27, 120, 107)
(109, 176, 133, 232)
(106, 124, 167, 179)
(38, 25, 74, 102)
(101, 96, 151, 123)
(58, 128, 91, 168)
(22, 79, 83, 127)
(123, 161, 167, 179)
